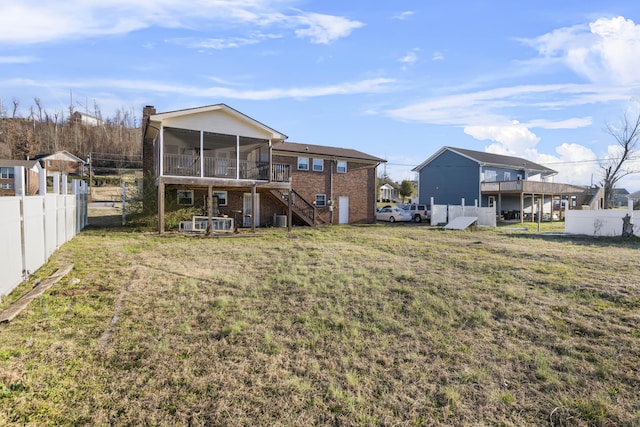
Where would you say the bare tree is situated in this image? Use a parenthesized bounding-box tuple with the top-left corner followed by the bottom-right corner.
(11, 98, 19, 118)
(601, 112, 640, 208)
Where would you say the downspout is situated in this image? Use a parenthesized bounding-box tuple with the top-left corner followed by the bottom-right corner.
(330, 160, 334, 224)
(478, 163, 483, 206)
(375, 161, 383, 221)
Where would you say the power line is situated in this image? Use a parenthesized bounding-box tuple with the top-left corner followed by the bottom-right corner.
(384, 154, 640, 169)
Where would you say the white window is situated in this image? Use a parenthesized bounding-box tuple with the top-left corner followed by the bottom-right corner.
(488, 196, 495, 208)
(47, 160, 53, 167)
(0, 182, 14, 189)
(0, 167, 14, 179)
(212, 191, 227, 206)
(297, 157, 309, 170)
(484, 170, 497, 182)
(336, 160, 347, 173)
(315, 194, 326, 207)
(177, 190, 194, 206)
(504, 172, 511, 181)
(312, 158, 324, 172)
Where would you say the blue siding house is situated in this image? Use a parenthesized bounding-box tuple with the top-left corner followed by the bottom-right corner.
(413, 146, 603, 222)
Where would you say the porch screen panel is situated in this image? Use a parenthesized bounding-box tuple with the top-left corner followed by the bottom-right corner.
(163, 127, 201, 176)
(239, 137, 269, 180)
(203, 132, 236, 178)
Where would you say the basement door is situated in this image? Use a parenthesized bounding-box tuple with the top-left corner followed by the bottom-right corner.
(338, 196, 349, 224)
(243, 193, 260, 227)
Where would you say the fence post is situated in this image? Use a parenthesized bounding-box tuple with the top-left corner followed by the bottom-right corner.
(14, 166, 25, 197)
(52, 172, 60, 194)
(15, 167, 28, 280)
(122, 181, 126, 226)
(61, 174, 68, 195)
(38, 167, 47, 195)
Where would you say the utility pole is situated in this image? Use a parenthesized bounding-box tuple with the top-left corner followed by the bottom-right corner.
(88, 152, 92, 201)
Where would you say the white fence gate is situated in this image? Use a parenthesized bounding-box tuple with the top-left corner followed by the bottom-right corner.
(430, 198, 496, 227)
(0, 168, 87, 300)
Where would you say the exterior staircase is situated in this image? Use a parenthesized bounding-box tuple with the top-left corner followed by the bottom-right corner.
(270, 189, 317, 226)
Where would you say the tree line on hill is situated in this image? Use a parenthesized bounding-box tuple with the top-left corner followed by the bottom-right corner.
(0, 97, 141, 169)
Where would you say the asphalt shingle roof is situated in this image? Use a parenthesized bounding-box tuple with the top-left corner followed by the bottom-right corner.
(274, 142, 386, 163)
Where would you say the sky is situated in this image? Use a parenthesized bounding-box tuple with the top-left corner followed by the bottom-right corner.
(2, 0, 640, 192)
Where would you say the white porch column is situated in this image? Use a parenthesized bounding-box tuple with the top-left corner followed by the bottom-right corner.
(236, 135, 240, 179)
(159, 124, 164, 176)
(200, 130, 204, 178)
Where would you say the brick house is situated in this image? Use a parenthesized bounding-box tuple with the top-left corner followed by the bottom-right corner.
(0, 159, 43, 196)
(142, 104, 385, 232)
(33, 151, 85, 176)
(272, 142, 384, 225)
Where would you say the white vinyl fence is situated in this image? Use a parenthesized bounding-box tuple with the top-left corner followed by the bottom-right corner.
(565, 202, 639, 237)
(0, 169, 87, 300)
(430, 197, 496, 227)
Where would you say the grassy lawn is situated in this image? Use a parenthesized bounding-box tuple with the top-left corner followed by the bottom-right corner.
(1, 223, 639, 426)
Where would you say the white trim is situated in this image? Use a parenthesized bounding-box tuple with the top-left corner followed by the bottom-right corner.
(298, 157, 310, 171)
(150, 104, 287, 141)
(177, 189, 194, 205)
(315, 194, 326, 206)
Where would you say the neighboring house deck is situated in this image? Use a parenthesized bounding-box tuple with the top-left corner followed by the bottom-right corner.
(142, 104, 384, 232)
(413, 146, 603, 222)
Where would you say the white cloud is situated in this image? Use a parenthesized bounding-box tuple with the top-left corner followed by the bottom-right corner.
(465, 123, 540, 154)
(393, 11, 415, 20)
(523, 16, 640, 85)
(524, 117, 592, 129)
(552, 143, 599, 184)
(0, 1, 362, 45)
(293, 12, 364, 44)
(172, 33, 281, 50)
(0, 56, 36, 64)
(400, 49, 419, 65)
(431, 51, 444, 61)
(0, 76, 395, 101)
(387, 83, 606, 126)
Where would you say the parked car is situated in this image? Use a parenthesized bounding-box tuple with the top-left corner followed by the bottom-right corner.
(405, 204, 431, 223)
(376, 207, 412, 223)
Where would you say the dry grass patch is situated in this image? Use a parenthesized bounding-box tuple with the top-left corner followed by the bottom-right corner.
(1, 224, 639, 426)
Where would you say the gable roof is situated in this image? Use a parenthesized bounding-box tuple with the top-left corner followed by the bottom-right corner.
(148, 104, 288, 142)
(32, 151, 85, 164)
(379, 177, 399, 189)
(273, 141, 386, 164)
(0, 159, 42, 170)
(413, 146, 556, 175)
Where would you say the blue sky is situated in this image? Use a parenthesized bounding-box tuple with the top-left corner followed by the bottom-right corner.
(2, 1, 640, 192)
